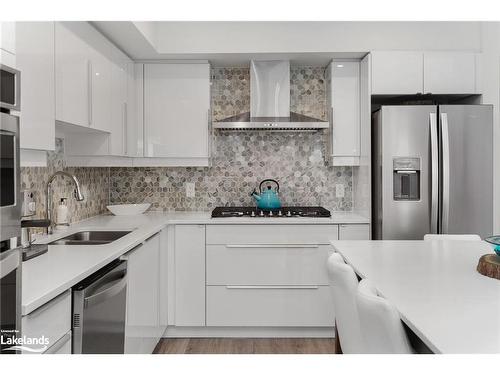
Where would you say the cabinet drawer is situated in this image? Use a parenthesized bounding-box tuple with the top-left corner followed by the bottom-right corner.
(22, 290, 71, 353)
(44, 331, 72, 354)
(206, 225, 338, 245)
(206, 286, 334, 327)
(206, 244, 332, 285)
(338, 224, 370, 240)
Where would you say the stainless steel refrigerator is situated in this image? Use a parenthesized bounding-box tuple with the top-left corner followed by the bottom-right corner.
(372, 105, 493, 240)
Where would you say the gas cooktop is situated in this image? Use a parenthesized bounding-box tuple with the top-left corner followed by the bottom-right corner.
(211, 206, 331, 218)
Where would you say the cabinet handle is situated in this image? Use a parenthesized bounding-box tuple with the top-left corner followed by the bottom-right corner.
(123, 102, 128, 155)
(225, 244, 320, 249)
(225, 285, 319, 290)
(207, 108, 213, 165)
(87, 60, 93, 126)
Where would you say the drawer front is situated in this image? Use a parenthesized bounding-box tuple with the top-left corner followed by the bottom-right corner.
(206, 225, 338, 245)
(44, 331, 72, 354)
(22, 290, 71, 353)
(206, 286, 334, 327)
(206, 244, 332, 285)
(338, 224, 370, 240)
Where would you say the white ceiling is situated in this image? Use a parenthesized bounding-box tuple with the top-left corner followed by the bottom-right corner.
(92, 21, 482, 66)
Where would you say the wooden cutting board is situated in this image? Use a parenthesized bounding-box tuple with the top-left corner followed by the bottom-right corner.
(477, 254, 500, 280)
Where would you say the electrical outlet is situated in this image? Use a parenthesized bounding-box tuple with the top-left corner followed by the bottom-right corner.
(186, 182, 195, 198)
(335, 184, 345, 198)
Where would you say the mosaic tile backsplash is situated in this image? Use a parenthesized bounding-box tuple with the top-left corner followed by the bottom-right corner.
(110, 132, 353, 211)
(20, 139, 109, 223)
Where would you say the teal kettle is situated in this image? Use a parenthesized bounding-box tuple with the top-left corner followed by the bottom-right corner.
(250, 179, 282, 210)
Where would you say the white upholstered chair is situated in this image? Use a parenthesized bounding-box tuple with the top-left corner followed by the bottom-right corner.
(423, 234, 481, 241)
(356, 279, 413, 354)
(326, 252, 364, 353)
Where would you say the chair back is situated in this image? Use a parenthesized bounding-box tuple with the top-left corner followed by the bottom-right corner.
(326, 253, 364, 353)
(356, 279, 413, 354)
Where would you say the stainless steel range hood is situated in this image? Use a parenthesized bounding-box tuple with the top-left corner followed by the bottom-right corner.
(213, 60, 329, 131)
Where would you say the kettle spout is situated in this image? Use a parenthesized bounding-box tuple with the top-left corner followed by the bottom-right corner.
(250, 189, 261, 201)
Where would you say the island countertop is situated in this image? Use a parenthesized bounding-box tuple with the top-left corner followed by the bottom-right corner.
(330, 240, 500, 354)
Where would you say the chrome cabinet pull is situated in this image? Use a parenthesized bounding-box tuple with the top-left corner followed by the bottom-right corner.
(225, 285, 319, 290)
(225, 244, 320, 249)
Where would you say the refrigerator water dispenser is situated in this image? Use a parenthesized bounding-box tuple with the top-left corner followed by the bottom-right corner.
(393, 157, 420, 201)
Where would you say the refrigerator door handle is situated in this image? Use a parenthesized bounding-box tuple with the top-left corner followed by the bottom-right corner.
(440, 112, 451, 233)
(429, 112, 439, 234)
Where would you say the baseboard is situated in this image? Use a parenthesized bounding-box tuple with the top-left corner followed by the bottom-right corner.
(163, 326, 335, 338)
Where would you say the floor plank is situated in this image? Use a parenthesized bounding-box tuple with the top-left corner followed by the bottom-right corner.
(154, 338, 335, 354)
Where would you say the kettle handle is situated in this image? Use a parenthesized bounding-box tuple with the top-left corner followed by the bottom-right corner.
(259, 179, 280, 193)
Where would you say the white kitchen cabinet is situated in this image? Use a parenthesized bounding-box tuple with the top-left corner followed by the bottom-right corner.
(123, 233, 161, 354)
(109, 47, 129, 155)
(144, 63, 211, 164)
(371, 51, 424, 95)
(16, 22, 55, 151)
(338, 224, 370, 240)
(44, 332, 72, 354)
(159, 228, 168, 330)
(326, 60, 361, 166)
(423, 52, 477, 94)
(21, 290, 71, 354)
(0, 22, 16, 55)
(55, 22, 92, 128)
(174, 225, 206, 326)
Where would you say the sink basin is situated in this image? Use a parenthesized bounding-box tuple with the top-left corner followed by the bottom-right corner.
(49, 231, 132, 246)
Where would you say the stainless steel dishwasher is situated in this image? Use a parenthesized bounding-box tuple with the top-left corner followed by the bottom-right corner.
(72, 259, 127, 354)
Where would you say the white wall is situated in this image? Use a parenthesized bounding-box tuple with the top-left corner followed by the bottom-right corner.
(153, 21, 482, 54)
(480, 23, 500, 232)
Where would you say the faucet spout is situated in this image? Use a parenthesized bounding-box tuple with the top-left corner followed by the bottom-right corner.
(46, 171, 85, 234)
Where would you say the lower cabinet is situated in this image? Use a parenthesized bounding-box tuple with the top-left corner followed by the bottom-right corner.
(206, 286, 334, 327)
(338, 224, 370, 240)
(21, 290, 71, 354)
(204, 224, 338, 328)
(123, 233, 162, 354)
(174, 225, 206, 326)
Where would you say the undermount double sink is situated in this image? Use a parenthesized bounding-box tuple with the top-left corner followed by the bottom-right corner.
(48, 231, 132, 246)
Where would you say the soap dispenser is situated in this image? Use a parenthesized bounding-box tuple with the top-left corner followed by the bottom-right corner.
(56, 198, 70, 227)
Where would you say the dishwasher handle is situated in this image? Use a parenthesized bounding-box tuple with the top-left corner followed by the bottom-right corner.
(84, 273, 127, 308)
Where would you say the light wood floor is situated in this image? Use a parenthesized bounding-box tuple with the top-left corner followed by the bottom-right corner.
(153, 338, 335, 354)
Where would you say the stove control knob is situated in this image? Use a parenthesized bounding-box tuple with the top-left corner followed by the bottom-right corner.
(259, 210, 265, 217)
(269, 211, 273, 217)
(286, 211, 292, 217)
(251, 211, 256, 217)
(278, 210, 283, 216)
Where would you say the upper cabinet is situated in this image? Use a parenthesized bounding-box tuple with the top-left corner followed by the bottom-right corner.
(16, 22, 55, 151)
(371, 51, 423, 95)
(371, 51, 480, 95)
(143, 63, 211, 165)
(326, 60, 361, 166)
(0, 22, 16, 65)
(55, 22, 92, 128)
(423, 52, 477, 94)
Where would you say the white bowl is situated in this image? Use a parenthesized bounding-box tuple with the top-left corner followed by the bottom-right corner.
(106, 203, 151, 216)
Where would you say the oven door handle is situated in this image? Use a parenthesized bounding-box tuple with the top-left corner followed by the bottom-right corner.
(84, 273, 127, 308)
(0, 249, 20, 278)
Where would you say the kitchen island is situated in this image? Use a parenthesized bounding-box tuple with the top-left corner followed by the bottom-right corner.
(331, 240, 500, 354)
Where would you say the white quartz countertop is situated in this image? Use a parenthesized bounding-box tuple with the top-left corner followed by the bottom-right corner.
(22, 210, 368, 315)
(330, 240, 500, 354)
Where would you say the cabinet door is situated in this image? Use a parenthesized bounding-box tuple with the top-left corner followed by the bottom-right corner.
(16, 22, 55, 151)
(371, 51, 423, 95)
(86, 27, 112, 133)
(174, 225, 206, 326)
(338, 224, 370, 240)
(109, 47, 129, 155)
(144, 63, 210, 158)
(0, 22, 16, 54)
(330, 61, 360, 163)
(125, 233, 160, 354)
(55, 22, 91, 128)
(423, 52, 476, 94)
